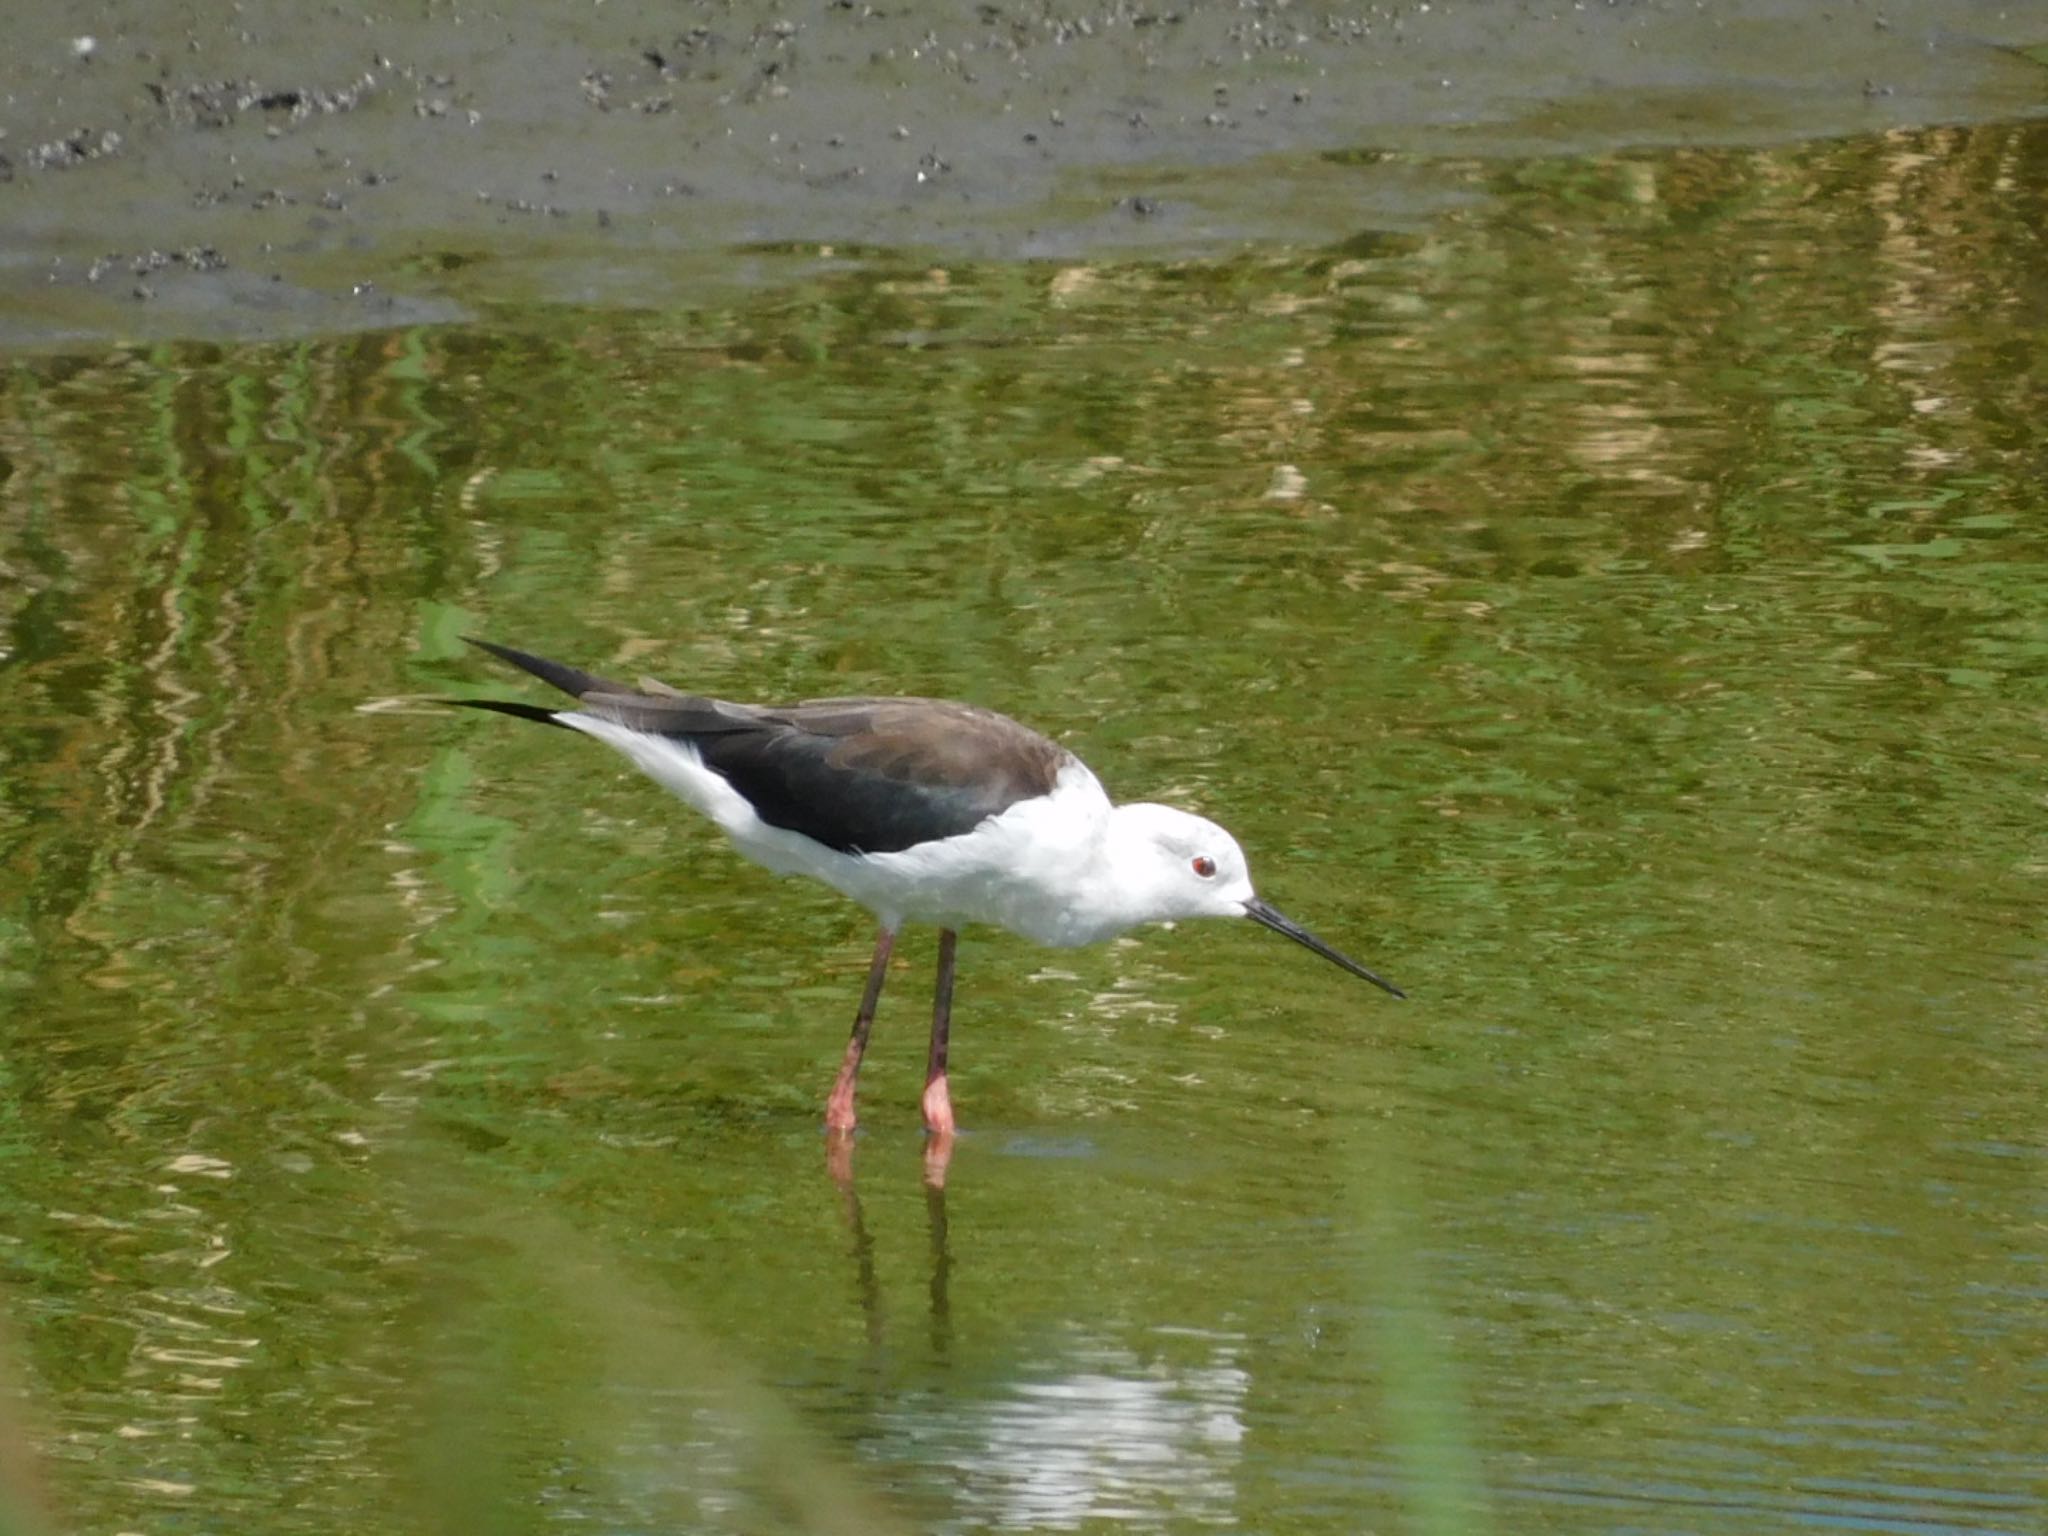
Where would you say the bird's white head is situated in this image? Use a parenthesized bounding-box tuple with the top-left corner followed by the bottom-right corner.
(1110, 802, 1258, 920)
(1108, 802, 1406, 997)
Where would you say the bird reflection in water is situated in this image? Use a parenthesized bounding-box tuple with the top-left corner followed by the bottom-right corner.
(827, 1132, 954, 1360)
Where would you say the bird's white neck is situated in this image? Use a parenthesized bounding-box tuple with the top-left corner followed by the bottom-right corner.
(1040, 803, 1188, 946)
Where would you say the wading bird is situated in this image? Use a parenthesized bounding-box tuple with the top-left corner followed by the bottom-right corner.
(457, 638, 1403, 1140)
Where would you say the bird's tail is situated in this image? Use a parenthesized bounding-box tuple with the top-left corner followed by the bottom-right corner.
(447, 698, 573, 729)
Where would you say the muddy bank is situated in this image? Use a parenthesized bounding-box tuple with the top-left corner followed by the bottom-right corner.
(1, 0, 2042, 350)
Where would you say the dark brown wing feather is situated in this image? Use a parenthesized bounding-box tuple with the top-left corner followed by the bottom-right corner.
(463, 639, 1071, 855)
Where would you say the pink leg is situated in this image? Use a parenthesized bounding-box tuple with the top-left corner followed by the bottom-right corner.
(922, 928, 958, 1140)
(826, 925, 895, 1135)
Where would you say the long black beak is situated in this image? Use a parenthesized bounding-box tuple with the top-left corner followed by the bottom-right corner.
(1244, 897, 1406, 998)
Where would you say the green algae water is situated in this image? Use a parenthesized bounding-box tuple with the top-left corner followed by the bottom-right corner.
(3, 122, 2046, 1534)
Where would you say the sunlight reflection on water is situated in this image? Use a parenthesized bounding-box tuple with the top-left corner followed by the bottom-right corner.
(882, 1331, 1248, 1530)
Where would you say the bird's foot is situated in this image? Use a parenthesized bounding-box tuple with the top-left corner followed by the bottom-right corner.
(921, 1073, 956, 1140)
(824, 1091, 859, 1136)
(824, 1129, 857, 1188)
(922, 1132, 953, 1190)
(825, 1072, 861, 1134)
(825, 1037, 866, 1134)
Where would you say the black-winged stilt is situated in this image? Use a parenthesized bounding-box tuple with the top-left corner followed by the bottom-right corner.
(455, 638, 1404, 1140)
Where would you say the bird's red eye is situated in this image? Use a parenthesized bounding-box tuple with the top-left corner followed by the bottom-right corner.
(1192, 856, 1217, 878)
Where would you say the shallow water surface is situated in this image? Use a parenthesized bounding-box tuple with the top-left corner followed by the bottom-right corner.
(3, 121, 2046, 1534)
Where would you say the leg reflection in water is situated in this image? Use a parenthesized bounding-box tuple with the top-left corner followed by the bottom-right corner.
(825, 1132, 953, 1361)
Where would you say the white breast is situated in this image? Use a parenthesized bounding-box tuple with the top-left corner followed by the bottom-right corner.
(850, 760, 1116, 942)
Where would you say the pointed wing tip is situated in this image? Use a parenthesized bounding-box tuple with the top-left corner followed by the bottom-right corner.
(461, 638, 623, 700)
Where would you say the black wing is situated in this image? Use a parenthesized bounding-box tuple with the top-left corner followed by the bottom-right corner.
(460, 639, 1071, 854)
